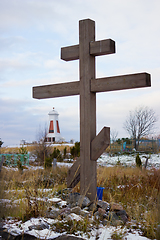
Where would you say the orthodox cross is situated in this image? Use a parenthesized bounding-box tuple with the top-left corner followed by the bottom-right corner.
(33, 19, 151, 201)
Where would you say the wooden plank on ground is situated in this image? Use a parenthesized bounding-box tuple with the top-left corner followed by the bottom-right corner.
(67, 158, 81, 188)
(91, 73, 151, 93)
(33, 81, 80, 99)
(91, 127, 110, 161)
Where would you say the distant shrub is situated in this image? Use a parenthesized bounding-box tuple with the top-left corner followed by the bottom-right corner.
(19, 146, 28, 165)
(17, 159, 24, 173)
(44, 157, 52, 168)
(70, 142, 80, 158)
(50, 147, 63, 162)
(116, 138, 132, 145)
(64, 147, 67, 159)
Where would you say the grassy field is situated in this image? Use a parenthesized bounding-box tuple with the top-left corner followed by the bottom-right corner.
(0, 163, 160, 239)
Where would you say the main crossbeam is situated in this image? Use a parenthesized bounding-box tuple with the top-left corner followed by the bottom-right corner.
(33, 72, 150, 99)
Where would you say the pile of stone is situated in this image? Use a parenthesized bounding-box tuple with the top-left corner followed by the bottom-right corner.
(0, 190, 129, 240)
(46, 190, 129, 226)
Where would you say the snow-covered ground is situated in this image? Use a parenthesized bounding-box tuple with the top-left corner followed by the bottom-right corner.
(1, 153, 160, 239)
(2, 217, 150, 240)
(58, 153, 160, 169)
(2, 153, 160, 171)
(97, 153, 160, 169)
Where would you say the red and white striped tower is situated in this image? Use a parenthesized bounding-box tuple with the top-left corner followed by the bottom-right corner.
(46, 107, 61, 142)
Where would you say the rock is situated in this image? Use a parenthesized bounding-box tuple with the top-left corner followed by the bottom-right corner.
(110, 202, 123, 211)
(71, 206, 81, 215)
(67, 193, 90, 208)
(102, 219, 109, 226)
(0, 228, 38, 240)
(116, 209, 127, 216)
(48, 197, 62, 204)
(28, 222, 49, 230)
(66, 213, 82, 222)
(78, 195, 90, 208)
(56, 188, 72, 201)
(116, 210, 128, 223)
(107, 212, 119, 221)
(94, 211, 99, 218)
(111, 219, 123, 226)
(53, 235, 85, 240)
(87, 201, 97, 212)
(98, 208, 107, 217)
(58, 200, 67, 208)
(67, 192, 80, 207)
(45, 208, 60, 219)
(97, 200, 110, 211)
(106, 212, 125, 226)
(59, 207, 71, 218)
(16, 233, 38, 239)
(80, 209, 90, 218)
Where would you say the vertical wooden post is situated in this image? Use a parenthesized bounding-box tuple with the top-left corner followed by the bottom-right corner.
(79, 19, 97, 200)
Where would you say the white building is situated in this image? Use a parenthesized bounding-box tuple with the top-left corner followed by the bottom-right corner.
(46, 108, 62, 143)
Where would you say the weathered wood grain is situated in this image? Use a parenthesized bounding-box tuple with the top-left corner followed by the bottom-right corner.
(91, 73, 151, 93)
(33, 81, 80, 99)
(67, 127, 110, 188)
(90, 39, 115, 56)
(91, 127, 110, 161)
(61, 44, 79, 61)
(61, 39, 115, 61)
(79, 19, 97, 201)
(67, 158, 81, 188)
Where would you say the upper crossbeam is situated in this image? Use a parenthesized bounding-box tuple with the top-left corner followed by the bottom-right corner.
(61, 39, 115, 61)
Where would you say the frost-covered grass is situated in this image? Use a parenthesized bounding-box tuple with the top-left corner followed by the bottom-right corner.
(0, 166, 67, 221)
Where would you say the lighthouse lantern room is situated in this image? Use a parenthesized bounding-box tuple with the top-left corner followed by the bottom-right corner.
(46, 108, 61, 143)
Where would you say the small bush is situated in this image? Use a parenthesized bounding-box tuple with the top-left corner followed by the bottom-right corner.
(136, 153, 142, 167)
(70, 142, 80, 158)
(17, 159, 24, 172)
(50, 147, 63, 162)
(64, 147, 67, 159)
(44, 157, 52, 168)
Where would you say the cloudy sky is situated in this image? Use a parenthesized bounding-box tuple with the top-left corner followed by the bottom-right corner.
(0, 0, 160, 146)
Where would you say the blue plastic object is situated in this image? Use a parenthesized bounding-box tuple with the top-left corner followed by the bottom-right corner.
(97, 187, 105, 200)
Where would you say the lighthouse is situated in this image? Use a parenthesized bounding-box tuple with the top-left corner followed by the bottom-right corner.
(46, 108, 62, 143)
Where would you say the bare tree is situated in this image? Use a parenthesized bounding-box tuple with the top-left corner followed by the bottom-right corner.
(123, 106, 158, 150)
(33, 125, 52, 165)
(110, 129, 118, 143)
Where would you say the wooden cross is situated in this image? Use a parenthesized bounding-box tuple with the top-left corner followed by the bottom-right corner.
(33, 19, 151, 201)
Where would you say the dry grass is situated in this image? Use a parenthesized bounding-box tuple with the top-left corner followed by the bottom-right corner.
(0, 162, 160, 238)
(0, 144, 72, 154)
(0, 166, 68, 220)
(97, 166, 160, 239)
